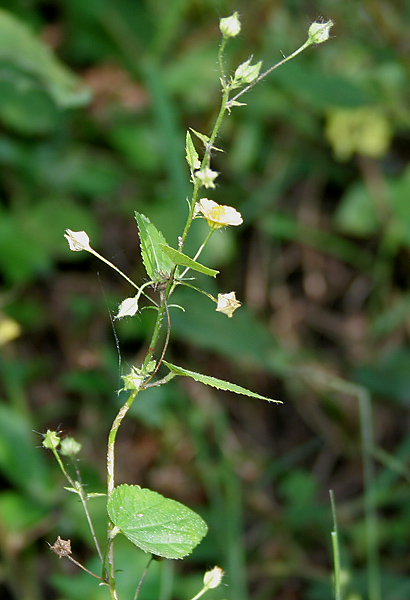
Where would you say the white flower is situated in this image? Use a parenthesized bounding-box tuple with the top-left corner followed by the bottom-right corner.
(115, 296, 139, 319)
(219, 12, 241, 38)
(194, 167, 219, 189)
(198, 198, 243, 229)
(64, 229, 92, 252)
(216, 292, 241, 318)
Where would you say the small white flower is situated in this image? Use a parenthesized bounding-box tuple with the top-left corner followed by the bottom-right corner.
(195, 167, 219, 189)
(64, 229, 92, 252)
(115, 296, 139, 319)
(198, 198, 243, 229)
(219, 12, 241, 38)
(216, 292, 241, 318)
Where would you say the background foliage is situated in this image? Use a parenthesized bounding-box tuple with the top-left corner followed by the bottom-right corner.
(1, 1, 410, 599)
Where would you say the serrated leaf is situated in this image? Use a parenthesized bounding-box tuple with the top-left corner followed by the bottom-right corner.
(0, 9, 90, 108)
(163, 361, 281, 403)
(159, 244, 219, 277)
(108, 484, 208, 559)
(189, 128, 223, 153)
(185, 131, 201, 170)
(190, 128, 210, 146)
(135, 212, 174, 281)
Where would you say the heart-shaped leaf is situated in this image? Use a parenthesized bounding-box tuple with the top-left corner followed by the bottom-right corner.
(108, 484, 208, 559)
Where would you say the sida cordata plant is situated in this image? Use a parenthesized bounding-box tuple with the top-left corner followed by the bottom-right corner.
(42, 13, 333, 600)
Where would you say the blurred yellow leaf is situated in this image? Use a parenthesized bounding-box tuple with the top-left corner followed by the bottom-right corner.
(0, 314, 21, 346)
(325, 107, 392, 161)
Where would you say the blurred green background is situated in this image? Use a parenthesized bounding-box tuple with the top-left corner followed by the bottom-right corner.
(1, 1, 410, 599)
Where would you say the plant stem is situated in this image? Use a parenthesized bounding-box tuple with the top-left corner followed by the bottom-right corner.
(329, 490, 342, 600)
(106, 390, 139, 594)
(89, 248, 157, 305)
(302, 370, 381, 600)
(51, 449, 103, 562)
(134, 556, 154, 600)
(227, 38, 311, 108)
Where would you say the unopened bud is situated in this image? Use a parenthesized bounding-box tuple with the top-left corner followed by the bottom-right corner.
(203, 566, 224, 589)
(42, 430, 60, 450)
(234, 58, 262, 85)
(64, 229, 92, 252)
(219, 12, 241, 38)
(60, 437, 82, 456)
(308, 20, 333, 44)
(116, 296, 139, 319)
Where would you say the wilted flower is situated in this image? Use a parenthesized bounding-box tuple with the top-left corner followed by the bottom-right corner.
(219, 12, 241, 38)
(198, 198, 243, 229)
(194, 167, 219, 189)
(64, 229, 92, 252)
(308, 20, 333, 44)
(216, 292, 241, 318)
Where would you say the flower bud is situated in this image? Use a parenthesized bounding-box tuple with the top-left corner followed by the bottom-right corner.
(60, 437, 82, 456)
(122, 366, 145, 391)
(308, 20, 333, 44)
(116, 296, 139, 319)
(219, 12, 241, 38)
(42, 429, 61, 450)
(203, 566, 224, 589)
(64, 229, 92, 252)
(234, 58, 262, 85)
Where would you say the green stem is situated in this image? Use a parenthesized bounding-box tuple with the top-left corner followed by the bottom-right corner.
(89, 249, 157, 305)
(142, 302, 167, 370)
(179, 88, 229, 250)
(329, 490, 342, 600)
(174, 228, 215, 286)
(227, 38, 311, 109)
(218, 37, 229, 89)
(105, 390, 139, 593)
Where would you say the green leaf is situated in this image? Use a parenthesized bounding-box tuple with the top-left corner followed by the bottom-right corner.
(163, 361, 281, 403)
(135, 212, 174, 282)
(159, 244, 219, 277)
(185, 131, 201, 170)
(0, 9, 91, 109)
(107, 484, 208, 559)
(189, 128, 210, 146)
(189, 128, 223, 153)
(334, 182, 380, 237)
